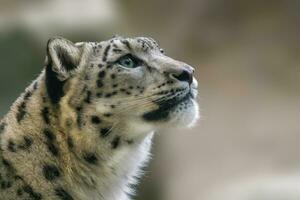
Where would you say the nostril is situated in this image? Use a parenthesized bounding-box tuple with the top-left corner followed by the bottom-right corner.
(172, 70, 193, 85)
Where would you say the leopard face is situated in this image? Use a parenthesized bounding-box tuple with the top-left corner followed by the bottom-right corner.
(47, 36, 199, 133)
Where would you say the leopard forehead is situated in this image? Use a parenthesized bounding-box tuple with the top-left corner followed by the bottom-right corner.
(87, 36, 161, 53)
(79, 36, 163, 63)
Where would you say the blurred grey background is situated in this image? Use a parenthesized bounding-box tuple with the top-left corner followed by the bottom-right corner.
(0, 0, 300, 199)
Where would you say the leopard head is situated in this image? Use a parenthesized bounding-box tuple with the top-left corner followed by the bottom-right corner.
(45, 36, 199, 133)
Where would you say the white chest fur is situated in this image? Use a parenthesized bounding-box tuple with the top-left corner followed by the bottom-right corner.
(73, 132, 154, 200)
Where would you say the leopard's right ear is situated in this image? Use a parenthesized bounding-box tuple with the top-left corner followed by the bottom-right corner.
(45, 37, 83, 104)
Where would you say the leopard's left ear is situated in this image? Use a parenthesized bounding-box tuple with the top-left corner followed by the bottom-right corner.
(45, 37, 88, 104)
(46, 37, 82, 80)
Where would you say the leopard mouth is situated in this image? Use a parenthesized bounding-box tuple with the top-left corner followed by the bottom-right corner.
(142, 91, 193, 122)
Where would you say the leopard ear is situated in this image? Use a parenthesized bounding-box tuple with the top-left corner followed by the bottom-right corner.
(45, 37, 84, 104)
(46, 37, 81, 80)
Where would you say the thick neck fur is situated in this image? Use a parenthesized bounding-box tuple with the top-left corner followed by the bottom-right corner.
(1, 71, 153, 200)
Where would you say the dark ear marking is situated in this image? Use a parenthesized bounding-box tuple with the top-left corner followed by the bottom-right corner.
(45, 63, 66, 104)
(56, 46, 77, 71)
(45, 37, 81, 103)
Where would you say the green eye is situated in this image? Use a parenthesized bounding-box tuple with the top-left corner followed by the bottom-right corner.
(119, 57, 135, 68)
(116, 54, 141, 69)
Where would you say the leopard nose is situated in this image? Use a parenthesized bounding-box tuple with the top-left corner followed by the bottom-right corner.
(171, 68, 193, 85)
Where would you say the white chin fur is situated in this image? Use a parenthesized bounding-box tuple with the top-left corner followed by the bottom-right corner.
(167, 99, 200, 128)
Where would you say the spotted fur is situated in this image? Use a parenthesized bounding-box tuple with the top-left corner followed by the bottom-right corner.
(0, 36, 199, 200)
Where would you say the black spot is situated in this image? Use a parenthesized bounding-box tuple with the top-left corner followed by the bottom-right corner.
(17, 101, 27, 123)
(47, 143, 59, 157)
(96, 92, 103, 98)
(43, 164, 60, 181)
(103, 113, 112, 117)
(1, 180, 12, 189)
(112, 48, 122, 53)
(105, 93, 112, 98)
(100, 128, 111, 138)
(111, 136, 120, 149)
(102, 45, 111, 62)
(146, 65, 153, 72)
(19, 136, 33, 150)
(67, 137, 74, 149)
(14, 175, 23, 180)
(121, 40, 132, 50)
(83, 153, 98, 165)
(110, 105, 116, 108)
(8, 140, 16, 152)
(107, 64, 113, 69)
(44, 129, 59, 157)
(126, 139, 134, 145)
(97, 80, 104, 88)
(111, 74, 116, 79)
(23, 185, 42, 200)
(91, 116, 101, 124)
(33, 81, 38, 90)
(44, 129, 55, 141)
(45, 63, 66, 104)
(85, 91, 92, 104)
(76, 106, 83, 127)
(2, 158, 12, 169)
(17, 188, 23, 196)
(98, 71, 106, 78)
(55, 187, 74, 200)
(112, 84, 118, 88)
(98, 64, 103, 68)
(0, 122, 6, 134)
(24, 91, 32, 100)
(41, 107, 50, 124)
